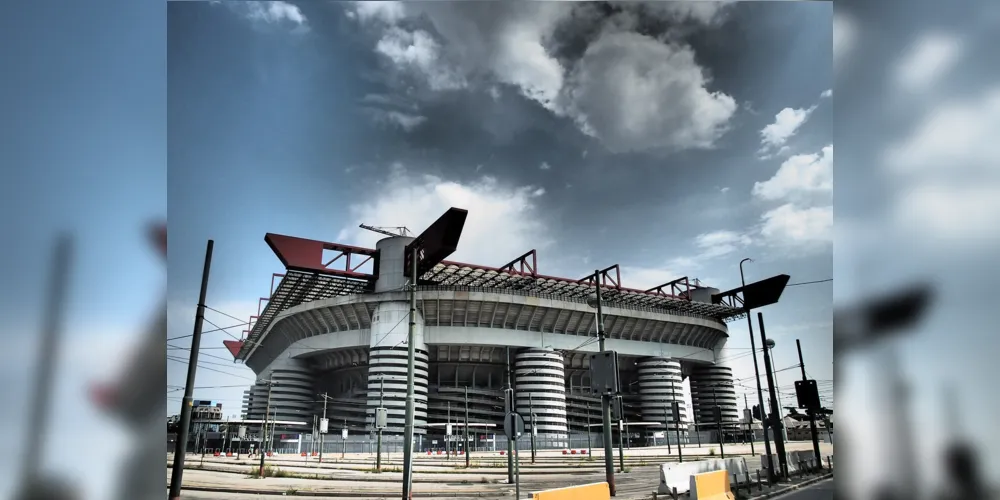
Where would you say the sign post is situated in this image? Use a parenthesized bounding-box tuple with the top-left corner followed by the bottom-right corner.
(504, 412, 525, 500)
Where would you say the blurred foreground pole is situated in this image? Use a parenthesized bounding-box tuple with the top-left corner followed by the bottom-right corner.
(757, 313, 789, 479)
(20, 236, 72, 488)
(169, 240, 215, 500)
(795, 339, 822, 470)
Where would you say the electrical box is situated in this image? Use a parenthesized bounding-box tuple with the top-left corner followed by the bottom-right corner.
(375, 408, 387, 429)
(795, 379, 822, 410)
(589, 351, 620, 395)
(319, 418, 329, 434)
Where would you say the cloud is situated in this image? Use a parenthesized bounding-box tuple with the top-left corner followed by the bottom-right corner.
(619, 265, 684, 291)
(883, 87, 1000, 177)
(759, 204, 833, 250)
(539, 161, 552, 170)
(821, 89, 833, 98)
(893, 32, 963, 93)
(559, 32, 737, 153)
(753, 145, 833, 202)
(758, 105, 818, 158)
(218, 1, 308, 31)
(833, 13, 856, 70)
(890, 184, 1000, 247)
(346, 2, 738, 153)
(693, 230, 752, 259)
(364, 108, 427, 132)
(720, 187, 730, 193)
(335, 165, 554, 266)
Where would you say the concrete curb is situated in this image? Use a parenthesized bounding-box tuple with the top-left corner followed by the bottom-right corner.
(745, 473, 833, 500)
(175, 484, 508, 497)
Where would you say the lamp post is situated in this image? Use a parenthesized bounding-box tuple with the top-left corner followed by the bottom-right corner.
(765, 339, 788, 443)
(587, 271, 617, 497)
(739, 258, 774, 481)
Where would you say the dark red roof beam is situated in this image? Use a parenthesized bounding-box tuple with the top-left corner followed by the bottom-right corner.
(577, 265, 621, 289)
(497, 249, 538, 277)
(645, 276, 703, 299)
(223, 340, 244, 359)
(265, 233, 376, 279)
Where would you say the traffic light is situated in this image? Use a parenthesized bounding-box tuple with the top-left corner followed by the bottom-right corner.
(752, 404, 761, 420)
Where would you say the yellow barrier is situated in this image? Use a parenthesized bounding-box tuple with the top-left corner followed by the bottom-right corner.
(531, 481, 610, 500)
(690, 469, 735, 500)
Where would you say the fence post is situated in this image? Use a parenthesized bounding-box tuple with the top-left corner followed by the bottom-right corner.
(756, 470, 762, 491)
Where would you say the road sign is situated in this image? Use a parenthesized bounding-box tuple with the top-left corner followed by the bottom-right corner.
(713, 406, 723, 423)
(671, 401, 681, 422)
(375, 408, 387, 429)
(403, 208, 468, 277)
(611, 395, 624, 420)
(319, 418, 329, 434)
(504, 412, 525, 440)
(589, 350, 620, 394)
(341, 428, 348, 440)
(446, 423, 453, 436)
(795, 379, 822, 410)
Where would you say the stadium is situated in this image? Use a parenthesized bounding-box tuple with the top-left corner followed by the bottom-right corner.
(224, 210, 750, 451)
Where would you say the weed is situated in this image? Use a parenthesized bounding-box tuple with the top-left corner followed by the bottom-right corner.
(480, 477, 490, 484)
(285, 488, 298, 495)
(708, 448, 717, 456)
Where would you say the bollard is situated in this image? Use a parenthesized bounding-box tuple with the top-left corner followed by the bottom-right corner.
(745, 469, 752, 491)
(671, 486, 679, 500)
(733, 473, 738, 492)
(756, 470, 762, 491)
(827, 456, 832, 470)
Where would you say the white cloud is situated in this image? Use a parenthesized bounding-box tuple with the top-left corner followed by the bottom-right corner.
(883, 87, 1000, 177)
(893, 32, 963, 92)
(539, 161, 551, 170)
(365, 108, 427, 132)
(693, 230, 751, 259)
(560, 32, 737, 153)
(891, 184, 1000, 246)
(619, 266, 684, 291)
(833, 13, 856, 70)
(759, 204, 833, 249)
(336, 166, 554, 266)
(347, 2, 738, 153)
(753, 145, 833, 202)
(758, 105, 817, 157)
(374, 27, 467, 91)
(821, 89, 833, 98)
(720, 187, 730, 193)
(244, 1, 306, 25)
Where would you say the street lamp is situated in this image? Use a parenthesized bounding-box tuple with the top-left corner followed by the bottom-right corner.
(765, 338, 788, 443)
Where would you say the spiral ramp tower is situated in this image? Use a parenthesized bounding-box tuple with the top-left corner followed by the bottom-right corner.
(688, 364, 740, 426)
(636, 357, 688, 436)
(514, 349, 568, 437)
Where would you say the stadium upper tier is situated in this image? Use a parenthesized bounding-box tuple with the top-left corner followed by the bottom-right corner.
(228, 232, 745, 364)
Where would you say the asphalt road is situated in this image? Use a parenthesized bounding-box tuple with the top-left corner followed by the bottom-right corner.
(773, 478, 835, 500)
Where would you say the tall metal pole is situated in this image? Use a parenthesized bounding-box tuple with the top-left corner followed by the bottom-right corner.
(377, 379, 384, 472)
(342, 418, 348, 458)
(169, 240, 214, 500)
(320, 393, 327, 463)
(796, 339, 822, 470)
(758, 313, 788, 479)
(768, 343, 789, 443)
(617, 404, 625, 472)
(257, 381, 275, 477)
(402, 248, 418, 500)
(714, 386, 725, 459)
(447, 401, 452, 459)
(506, 348, 514, 483)
(586, 402, 592, 456)
(529, 394, 536, 464)
(464, 386, 470, 468)
(663, 404, 672, 453)
(744, 393, 755, 455)
(594, 271, 617, 496)
(740, 259, 773, 482)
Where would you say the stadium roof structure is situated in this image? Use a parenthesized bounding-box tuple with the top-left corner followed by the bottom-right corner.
(230, 233, 745, 361)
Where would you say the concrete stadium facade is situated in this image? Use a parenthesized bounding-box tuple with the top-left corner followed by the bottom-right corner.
(233, 232, 747, 447)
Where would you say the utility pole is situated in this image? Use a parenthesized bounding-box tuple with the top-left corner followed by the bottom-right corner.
(377, 379, 384, 472)
(796, 339, 822, 470)
(401, 248, 418, 500)
(258, 380, 276, 477)
(529, 394, 536, 464)
(594, 272, 617, 496)
(586, 402, 592, 456)
(505, 348, 514, 484)
(744, 393, 755, 455)
(740, 258, 774, 483)
(464, 386, 470, 468)
(319, 393, 328, 463)
(758, 313, 789, 479)
(169, 240, 214, 500)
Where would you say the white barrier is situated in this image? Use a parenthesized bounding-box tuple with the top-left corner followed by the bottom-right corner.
(657, 458, 748, 495)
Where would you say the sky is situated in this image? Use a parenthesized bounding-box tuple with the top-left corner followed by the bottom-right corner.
(167, 1, 834, 425)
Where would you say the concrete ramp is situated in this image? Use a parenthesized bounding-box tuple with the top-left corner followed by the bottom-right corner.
(657, 458, 748, 495)
(689, 470, 736, 500)
(531, 481, 610, 500)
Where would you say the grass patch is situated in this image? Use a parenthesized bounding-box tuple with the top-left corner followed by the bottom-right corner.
(285, 488, 298, 495)
(621, 466, 632, 473)
(708, 448, 717, 456)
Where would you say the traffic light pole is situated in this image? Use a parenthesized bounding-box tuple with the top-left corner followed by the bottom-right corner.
(594, 273, 617, 496)
(796, 339, 823, 470)
(758, 313, 789, 479)
(169, 240, 213, 500)
(741, 260, 774, 483)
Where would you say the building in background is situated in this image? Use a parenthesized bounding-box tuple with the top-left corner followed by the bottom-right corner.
(222, 224, 749, 449)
